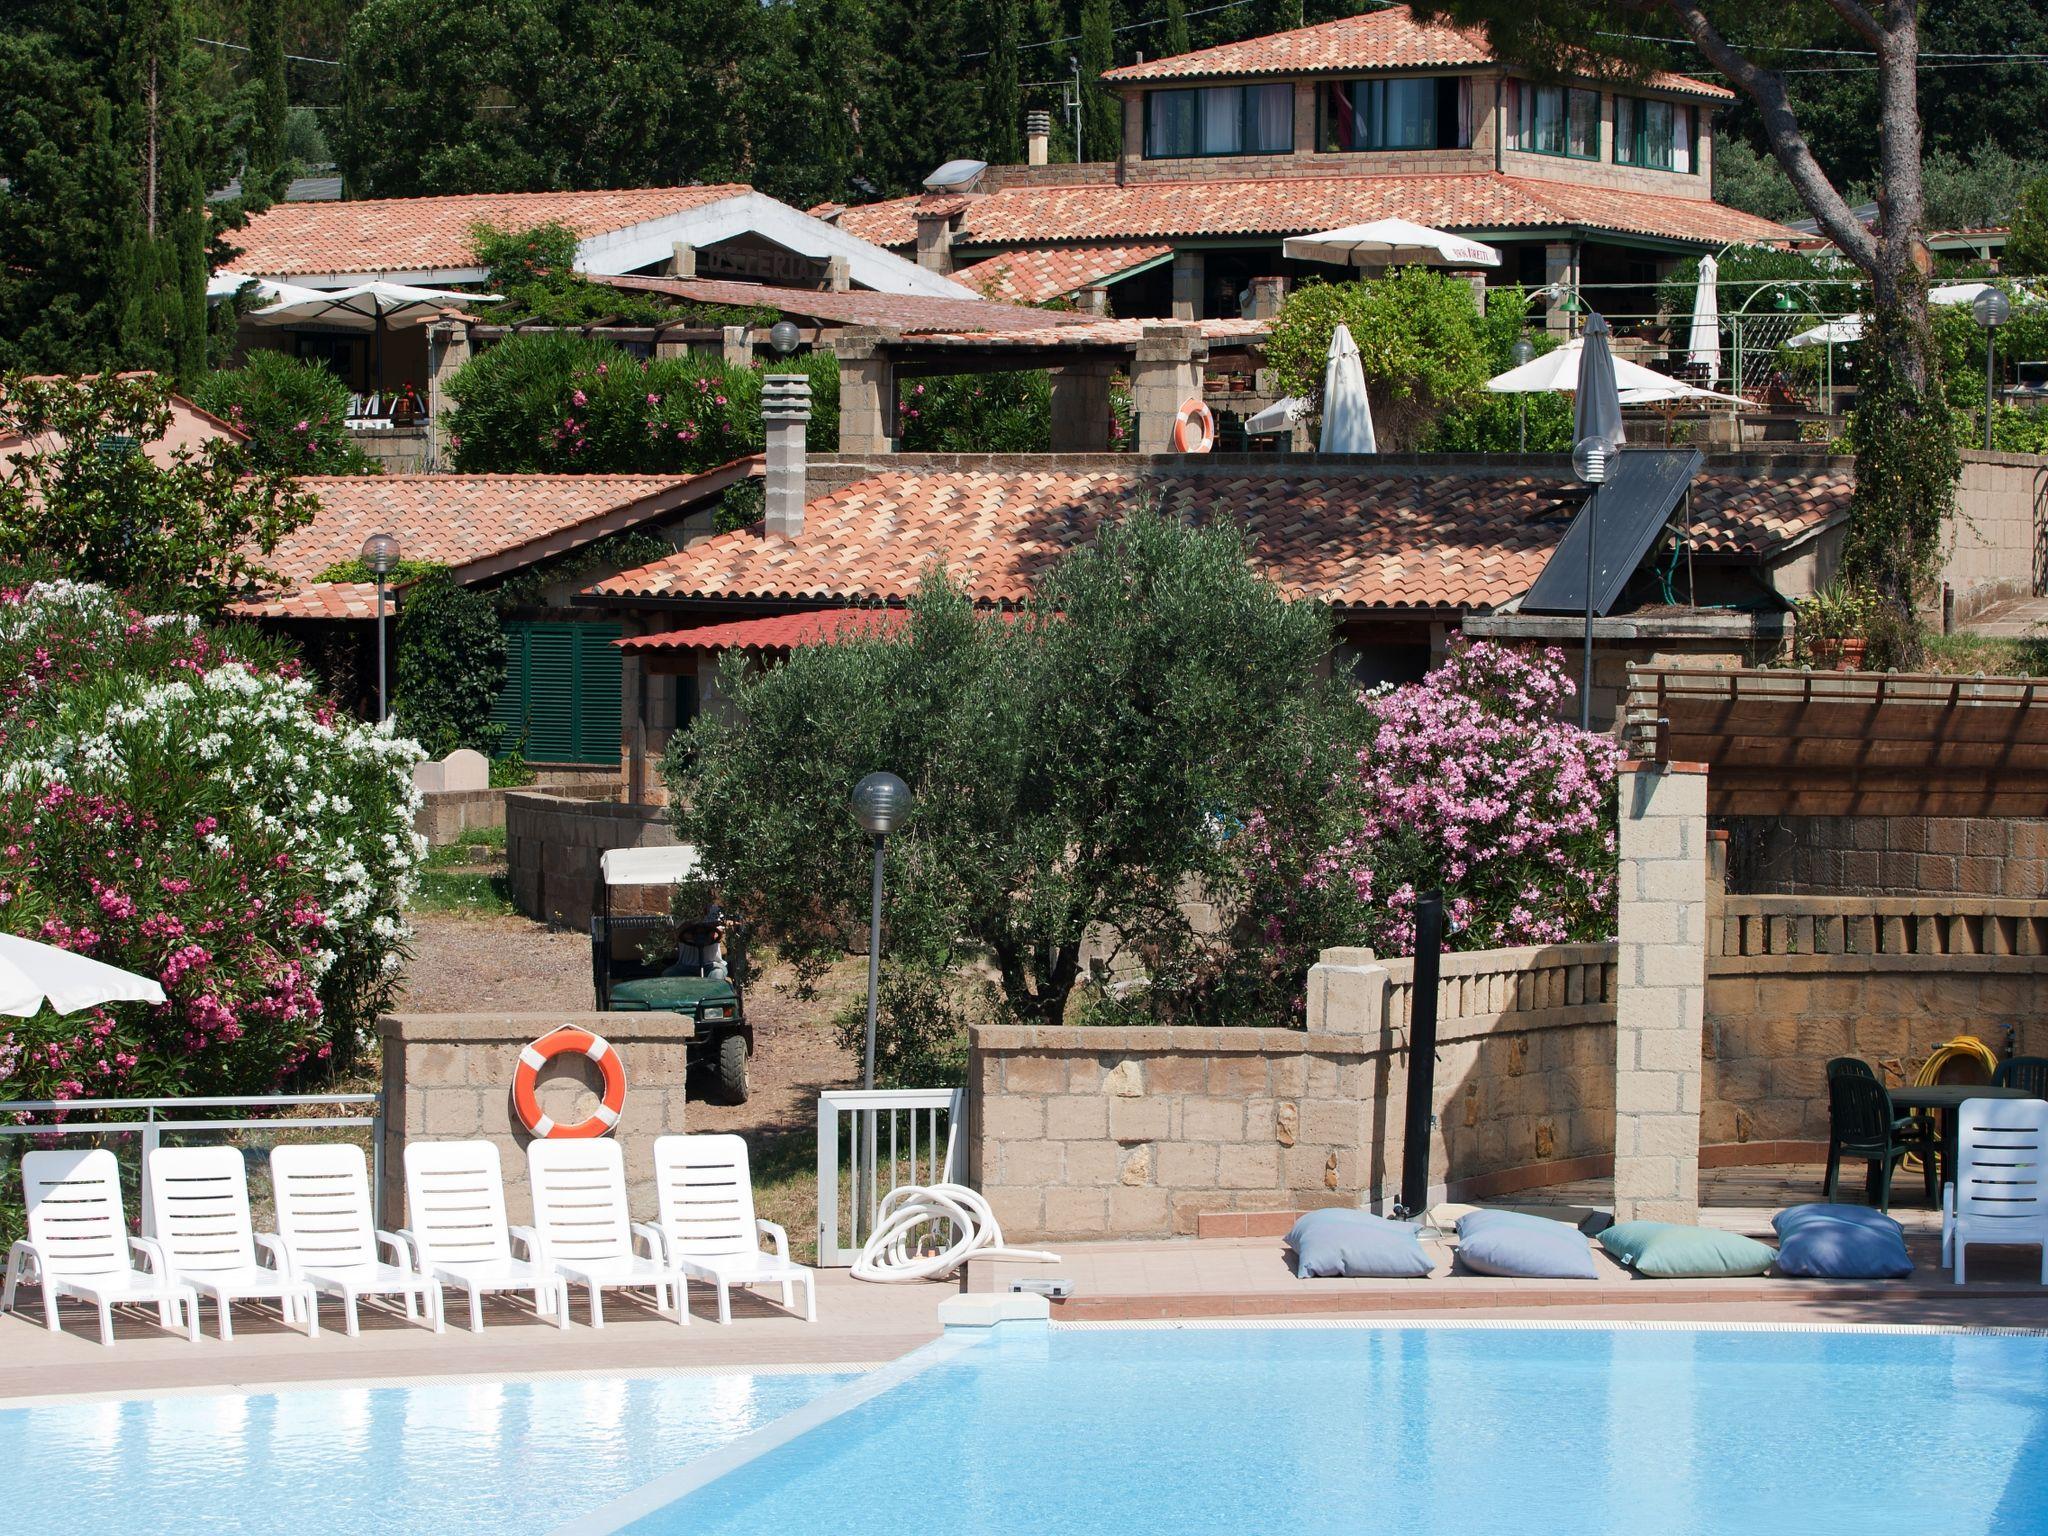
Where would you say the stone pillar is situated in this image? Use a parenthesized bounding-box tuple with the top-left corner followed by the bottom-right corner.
(669, 242, 697, 279)
(1246, 276, 1288, 320)
(720, 325, 751, 367)
(1292, 81, 1318, 154)
(1544, 242, 1578, 335)
(1130, 323, 1208, 453)
(761, 373, 812, 538)
(833, 328, 896, 453)
(1612, 761, 1709, 1223)
(1049, 361, 1114, 452)
(377, 1013, 694, 1225)
(1026, 110, 1051, 167)
(1077, 284, 1110, 316)
(914, 210, 955, 274)
(424, 321, 471, 467)
(1170, 251, 1206, 321)
(825, 254, 851, 292)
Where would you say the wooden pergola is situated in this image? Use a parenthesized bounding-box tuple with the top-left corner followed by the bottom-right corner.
(1624, 666, 2048, 818)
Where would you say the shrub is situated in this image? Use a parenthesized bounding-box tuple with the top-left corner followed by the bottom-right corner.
(443, 333, 839, 473)
(191, 351, 381, 474)
(0, 572, 424, 1100)
(899, 372, 1050, 452)
(393, 567, 507, 757)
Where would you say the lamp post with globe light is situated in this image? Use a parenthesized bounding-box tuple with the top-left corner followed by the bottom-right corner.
(360, 532, 400, 723)
(1975, 288, 2012, 451)
(851, 772, 913, 1090)
(769, 319, 802, 357)
(1510, 336, 1536, 450)
(1571, 438, 1608, 731)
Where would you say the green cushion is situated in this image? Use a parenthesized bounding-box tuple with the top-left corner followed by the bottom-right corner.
(1597, 1221, 1777, 1279)
(608, 975, 732, 1010)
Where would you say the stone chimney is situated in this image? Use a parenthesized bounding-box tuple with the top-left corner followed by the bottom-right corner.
(762, 374, 812, 540)
(913, 207, 956, 273)
(1026, 111, 1051, 167)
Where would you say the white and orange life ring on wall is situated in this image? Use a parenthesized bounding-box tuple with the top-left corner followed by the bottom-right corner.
(512, 1026, 627, 1138)
(1173, 397, 1216, 454)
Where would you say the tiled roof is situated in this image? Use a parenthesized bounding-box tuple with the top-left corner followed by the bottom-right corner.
(954, 244, 1174, 304)
(591, 463, 1852, 613)
(232, 463, 755, 618)
(1683, 465, 1854, 554)
(594, 274, 1086, 334)
(895, 317, 1266, 350)
(833, 173, 1798, 252)
(1102, 5, 1733, 99)
(620, 608, 908, 654)
(226, 186, 750, 279)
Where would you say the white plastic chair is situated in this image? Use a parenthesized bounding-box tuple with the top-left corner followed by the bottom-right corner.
(2, 1148, 199, 1346)
(271, 1144, 443, 1336)
(147, 1146, 319, 1341)
(527, 1139, 686, 1327)
(1944, 1096, 2048, 1284)
(401, 1140, 567, 1331)
(649, 1134, 814, 1324)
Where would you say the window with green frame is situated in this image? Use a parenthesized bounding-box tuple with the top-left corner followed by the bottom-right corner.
(1144, 82, 1293, 158)
(1503, 80, 1599, 160)
(489, 620, 623, 764)
(1615, 96, 1696, 172)
(1318, 77, 1473, 152)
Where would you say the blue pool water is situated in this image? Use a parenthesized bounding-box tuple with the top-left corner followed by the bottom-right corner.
(0, 1370, 853, 1535)
(623, 1325, 2048, 1536)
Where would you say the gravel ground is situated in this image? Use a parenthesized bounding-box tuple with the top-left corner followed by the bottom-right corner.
(397, 912, 861, 1137)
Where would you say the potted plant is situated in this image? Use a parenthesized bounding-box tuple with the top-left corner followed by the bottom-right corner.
(1792, 582, 1880, 670)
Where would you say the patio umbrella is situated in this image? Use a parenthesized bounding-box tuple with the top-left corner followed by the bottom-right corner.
(1282, 218, 1501, 270)
(1786, 316, 1865, 349)
(1573, 311, 1626, 454)
(1243, 395, 1308, 435)
(1319, 323, 1377, 454)
(0, 932, 165, 1017)
(245, 280, 502, 397)
(1485, 338, 1745, 405)
(1686, 254, 1721, 387)
(206, 272, 326, 306)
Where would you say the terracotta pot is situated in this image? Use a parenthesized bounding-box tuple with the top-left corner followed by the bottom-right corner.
(1808, 637, 1867, 672)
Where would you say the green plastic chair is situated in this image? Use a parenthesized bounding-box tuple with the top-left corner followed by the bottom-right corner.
(1993, 1056, 2048, 1099)
(1825, 1070, 1940, 1210)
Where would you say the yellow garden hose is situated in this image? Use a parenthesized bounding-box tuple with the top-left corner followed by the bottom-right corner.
(1902, 1036, 2002, 1173)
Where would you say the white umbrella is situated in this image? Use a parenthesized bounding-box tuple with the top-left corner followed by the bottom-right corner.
(1486, 338, 1748, 405)
(1, 933, 164, 1017)
(1786, 316, 1865, 349)
(1243, 396, 1308, 435)
(1319, 324, 1376, 454)
(243, 281, 501, 332)
(1283, 218, 1501, 270)
(1686, 254, 1720, 388)
(206, 272, 327, 306)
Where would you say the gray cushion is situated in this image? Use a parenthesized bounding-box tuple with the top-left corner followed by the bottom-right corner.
(1771, 1205, 1913, 1279)
(1455, 1209, 1598, 1279)
(1284, 1208, 1434, 1279)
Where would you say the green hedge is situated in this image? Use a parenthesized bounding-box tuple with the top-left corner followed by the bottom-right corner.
(192, 351, 381, 474)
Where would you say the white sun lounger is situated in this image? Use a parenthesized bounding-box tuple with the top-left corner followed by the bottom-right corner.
(271, 1144, 443, 1335)
(147, 1145, 320, 1341)
(3, 1148, 199, 1346)
(1944, 1096, 2048, 1284)
(527, 1138, 687, 1327)
(401, 1139, 567, 1331)
(649, 1133, 815, 1324)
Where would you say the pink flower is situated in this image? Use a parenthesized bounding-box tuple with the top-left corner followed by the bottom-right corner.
(571, 389, 588, 406)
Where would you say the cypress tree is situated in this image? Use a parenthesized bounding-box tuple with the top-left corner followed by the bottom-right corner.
(1077, 0, 1118, 163)
(246, 0, 291, 202)
(983, 0, 1023, 165)
(1161, 0, 1190, 58)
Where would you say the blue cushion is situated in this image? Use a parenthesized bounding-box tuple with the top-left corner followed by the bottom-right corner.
(1285, 1208, 1434, 1279)
(1771, 1205, 1913, 1279)
(1597, 1221, 1777, 1278)
(1454, 1209, 1598, 1280)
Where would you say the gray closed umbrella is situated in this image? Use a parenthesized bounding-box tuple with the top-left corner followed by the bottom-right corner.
(1573, 311, 1626, 455)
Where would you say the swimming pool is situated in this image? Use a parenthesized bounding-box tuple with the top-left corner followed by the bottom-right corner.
(0, 1369, 855, 1536)
(594, 1323, 2048, 1536)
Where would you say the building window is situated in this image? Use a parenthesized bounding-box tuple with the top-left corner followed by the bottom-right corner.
(1615, 96, 1695, 172)
(1319, 77, 1472, 152)
(1503, 80, 1600, 159)
(1144, 83, 1292, 158)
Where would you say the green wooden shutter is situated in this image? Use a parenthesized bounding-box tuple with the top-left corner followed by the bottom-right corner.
(574, 623, 623, 763)
(490, 621, 622, 765)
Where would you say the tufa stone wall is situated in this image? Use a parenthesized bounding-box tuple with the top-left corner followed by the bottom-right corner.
(377, 1012, 693, 1223)
(967, 941, 1617, 1241)
(1942, 450, 2048, 621)
(1726, 816, 2048, 900)
(505, 790, 678, 930)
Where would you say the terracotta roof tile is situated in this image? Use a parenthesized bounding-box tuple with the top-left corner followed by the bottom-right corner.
(591, 464, 1850, 613)
(898, 317, 1266, 349)
(620, 608, 908, 653)
(595, 274, 1086, 334)
(232, 582, 385, 621)
(226, 186, 750, 279)
(1102, 5, 1732, 98)
(835, 173, 1797, 252)
(954, 244, 1175, 304)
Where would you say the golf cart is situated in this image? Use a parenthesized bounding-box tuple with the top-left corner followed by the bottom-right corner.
(590, 845, 752, 1104)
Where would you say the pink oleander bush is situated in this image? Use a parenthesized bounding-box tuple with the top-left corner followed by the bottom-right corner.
(1233, 640, 1621, 1013)
(0, 572, 423, 1103)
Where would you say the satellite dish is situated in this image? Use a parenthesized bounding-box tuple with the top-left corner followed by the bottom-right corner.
(922, 159, 988, 193)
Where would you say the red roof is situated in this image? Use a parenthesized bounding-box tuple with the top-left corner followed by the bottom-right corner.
(232, 461, 756, 618)
(226, 186, 750, 279)
(954, 244, 1175, 304)
(1102, 6, 1732, 99)
(834, 173, 1797, 253)
(620, 608, 907, 654)
(590, 461, 1852, 614)
(593, 274, 1087, 334)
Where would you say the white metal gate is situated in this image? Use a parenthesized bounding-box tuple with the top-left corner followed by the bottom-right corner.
(815, 1088, 964, 1267)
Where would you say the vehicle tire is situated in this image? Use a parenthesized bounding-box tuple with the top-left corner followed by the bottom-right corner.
(710, 1031, 751, 1105)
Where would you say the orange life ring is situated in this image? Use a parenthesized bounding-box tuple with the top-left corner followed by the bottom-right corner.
(1172, 397, 1216, 453)
(512, 1026, 626, 1139)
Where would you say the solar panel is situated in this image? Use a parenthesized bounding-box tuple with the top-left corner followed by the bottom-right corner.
(1518, 447, 1703, 617)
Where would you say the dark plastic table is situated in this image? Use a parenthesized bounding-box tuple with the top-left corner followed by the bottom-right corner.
(1889, 1084, 2039, 1191)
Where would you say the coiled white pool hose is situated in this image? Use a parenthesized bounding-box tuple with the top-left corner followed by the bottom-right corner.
(850, 1183, 1060, 1282)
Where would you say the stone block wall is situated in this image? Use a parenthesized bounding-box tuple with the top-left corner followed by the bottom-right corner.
(1726, 816, 2048, 900)
(347, 425, 432, 473)
(1943, 451, 2048, 620)
(505, 790, 678, 930)
(968, 941, 1617, 1241)
(377, 1012, 693, 1224)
